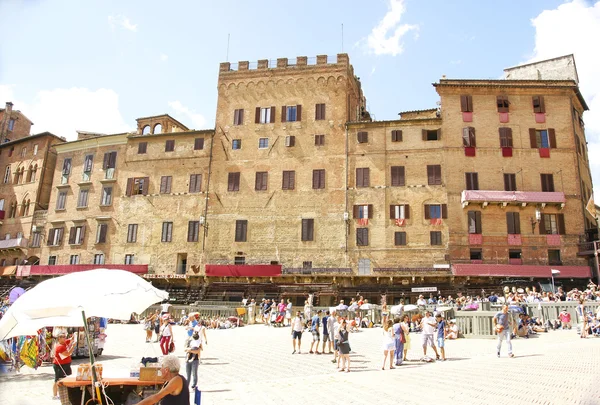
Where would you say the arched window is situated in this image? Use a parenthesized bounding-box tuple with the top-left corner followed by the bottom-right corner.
(142, 125, 151, 135)
(24, 199, 30, 216)
(19, 198, 26, 216)
(26, 165, 33, 182)
(9, 201, 17, 218)
(3, 165, 10, 184)
(15, 166, 24, 184)
(153, 124, 162, 134)
(31, 165, 38, 182)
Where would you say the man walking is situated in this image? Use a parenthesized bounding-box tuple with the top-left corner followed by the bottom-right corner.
(321, 310, 331, 354)
(435, 314, 447, 361)
(291, 311, 303, 354)
(326, 310, 336, 355)
(309, 309, 322, 354)
(420, 311, 439, 360)
(494, 304, 514, 358)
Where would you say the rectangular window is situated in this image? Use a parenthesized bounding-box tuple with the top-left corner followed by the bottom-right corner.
(356, 228, 369, 246)
(504, 174, 517, 192)
(235, 220, 248, 242)
(284, 136, 295, 147)
(282, 171, 295, 190)
(394, 231, 407, 246)
(165, 140, 175, 152)
(56, 191, 67, 210)
(462, 127, 476, 147)
(391, 166, 405, 187)
(96, 224, 108, 243)
(127, 177, 149, 196)
(470, 249, 482, 260)
(499, 128, 513, 147)
(541, 174, 555, 192)
(189, 174, 202, 193)
(357, 131, 368, 143)
(497, 95, 509, 113)
(389, 204, 410, 219)
(77, 189, 89, 208)
(506, 212, 521, 234)
(102, 151, 117, 170)
(127, 224, 138, 243)
(228, 172, 240, 191)
(548, 249, 561, 265)
(33, 144, 39, 155)
(255, 172, 268, 191)
(8, 119, 15, 131)
(194, 138, 205, 150)
(101, 186, 112, 206)
(541, 214, 565, 235)
(160, 176, 172, 194)
(315, 103, 326, 120)
(234, 256, 245, 265)
(188, 221, 200, 242)
(353, 204, 373, 219)
(20, 147, 26, 157)
(301, 219, 314, 241)
(3, 166, 10, 184)
(47, 227, 64, 246)
(422, 129, 441, 141)
(31, 232, 41, 248)
(509, 249, 522, 259)
(138, 142, 147, 154)
(532, 96, 545, 113)
(391, 130, 403, 142)
(467, 211, 482, 234)
(83, 154, 94, 173)
(48, 255, 57, 265)
(258, 138, 269, 149)
(161, 222, 173, 242)
(125, 254, 135, 265)
(68, 225, 85, 245)
(94, 254, 105, 265)
(356, 168, 370, 188)
(315, 134, 325, 146)
(62, 158, 72, 175)
(232, 139, 242, 150)
(233, 109, 244, 125)
(282, 105, 301, 122)
(256, 107, 275, 124)
(460, 95, 473, 112)
(465, 172, 479, 190)
(424, 204, 447, 219)
(312, 169, 325, 189)
(427, 165, 442, 185)
(430, 231, 442, 246)
(8, 147, 13, 157)
(69, 255, 80, 265)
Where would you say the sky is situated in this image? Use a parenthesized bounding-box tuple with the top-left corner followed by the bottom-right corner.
(0, 0, 599, 192)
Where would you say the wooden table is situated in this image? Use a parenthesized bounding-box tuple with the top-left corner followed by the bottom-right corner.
(59, 377, 166, 404)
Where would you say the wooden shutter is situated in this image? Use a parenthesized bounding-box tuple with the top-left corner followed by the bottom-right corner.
(353, 205, 359, 219)
(392, 130, 403, 142)
(103, 152, 109, 169)
(442, 204, 448, 219)
(194, 138, 204, 150)
(424, 204, 431, 220)
(436, 129, 442, 140)
(405, 205, 410, 219)
(315, 104, 320, 120)
(68, 227, 76, 244)
(539, 215, 547, 234)
(389, 205, 395, 219)
(529, 129, 537, 148)
(281, 106, 287, 123)
(319, 170, 325, 188)
(557, 214, 566, 235)
(460, 95, 472, 112)
(270, 106, 276, 123)
(514, 213, 521, 234)
(47, 228, 55, 244)
(368, 204, 373, 219)
(435, 165, 442, 185)
(548, 129, 557, 148)
(469, 127, 476, 147)
(142, 177, 149, 195)
(99, 224, 107, 243)
(497, 95, 509, 113)
(296, 105, 302, 121)
(427, 166, 434, 185)
(475, 211, 482, 234)
(228, 173, 234, 191)
(504, 174, 510, 191)
(84, 155, 93, 171)
(255, 107, 261, 124)
(126, 178, 133, 196)
(422, 129, 427, 141)
(239, 109, 244, 124)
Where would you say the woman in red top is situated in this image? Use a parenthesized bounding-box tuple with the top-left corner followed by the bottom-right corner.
(52, 332, 75, 400)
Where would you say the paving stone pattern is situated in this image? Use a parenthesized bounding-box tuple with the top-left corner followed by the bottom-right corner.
(0, 324, 598, 405)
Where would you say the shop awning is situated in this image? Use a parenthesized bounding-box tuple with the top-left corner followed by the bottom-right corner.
(451, 264, 591, 279)
(0, 266, 17, 276)
(461, 190, 565, 207)
(205, 265, 282, 277)
(25, 264, 149, 276)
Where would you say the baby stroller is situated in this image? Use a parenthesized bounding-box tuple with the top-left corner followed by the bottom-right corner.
(273, 314, 285, 327)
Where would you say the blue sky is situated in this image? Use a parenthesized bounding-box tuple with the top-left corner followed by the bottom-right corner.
(1, 0, 599, 190)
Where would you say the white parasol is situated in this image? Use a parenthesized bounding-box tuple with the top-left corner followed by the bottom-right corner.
(435, 306, 453, 312)
(403, 304, 419, 312)
(390, 304, 404, 315)
(359, 303, 373, 310)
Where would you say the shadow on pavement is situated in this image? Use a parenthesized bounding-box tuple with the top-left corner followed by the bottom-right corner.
(0, 373, 53, 382)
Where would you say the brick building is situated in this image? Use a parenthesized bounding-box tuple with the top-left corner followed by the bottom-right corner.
(2, 55, 597, 305)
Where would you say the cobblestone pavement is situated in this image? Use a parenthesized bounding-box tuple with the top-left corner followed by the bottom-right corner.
(0, 324, 598, 405)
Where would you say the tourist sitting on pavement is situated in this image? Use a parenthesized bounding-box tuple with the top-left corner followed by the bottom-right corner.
(445, 320, 459, 339)
(559, 309, 572, 329)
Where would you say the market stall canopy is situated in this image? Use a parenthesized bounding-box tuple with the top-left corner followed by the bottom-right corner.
(0, 269, 168, 340)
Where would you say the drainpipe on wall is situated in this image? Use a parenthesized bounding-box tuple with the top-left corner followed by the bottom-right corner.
(344, 123, 349, 258)
(202, 131, 215, 252)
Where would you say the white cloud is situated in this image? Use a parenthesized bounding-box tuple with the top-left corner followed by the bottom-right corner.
(364, 0, 418, 56)
(108, 14, 138, 32)
(160, 54, 168, 62)
(528, 0, 600, 194)
(0, 85, 130, 141)
(168, 101, 206, 129)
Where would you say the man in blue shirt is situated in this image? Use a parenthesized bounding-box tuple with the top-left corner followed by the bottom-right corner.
(321, 311, 331, 354)
(435, 314, 446, 361)
(309, 310, 322, 354)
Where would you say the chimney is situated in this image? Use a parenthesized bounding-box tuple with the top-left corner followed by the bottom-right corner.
(5, 102, 13, 115)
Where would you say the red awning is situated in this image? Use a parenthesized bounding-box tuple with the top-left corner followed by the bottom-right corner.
(205, 265, 282, 277)
(452, 264, 591, 279)
(25, 265, 148, 276)
(461, 190, 565, 204)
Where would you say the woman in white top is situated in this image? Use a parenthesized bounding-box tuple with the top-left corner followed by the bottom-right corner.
(381, 319, 395, 370)
(159, 317, 174, 355)
(291, 311, 304, 354)
(285, 299, 293, 326)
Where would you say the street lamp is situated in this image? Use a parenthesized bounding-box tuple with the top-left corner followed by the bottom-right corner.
(551, 269, 561, 294)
